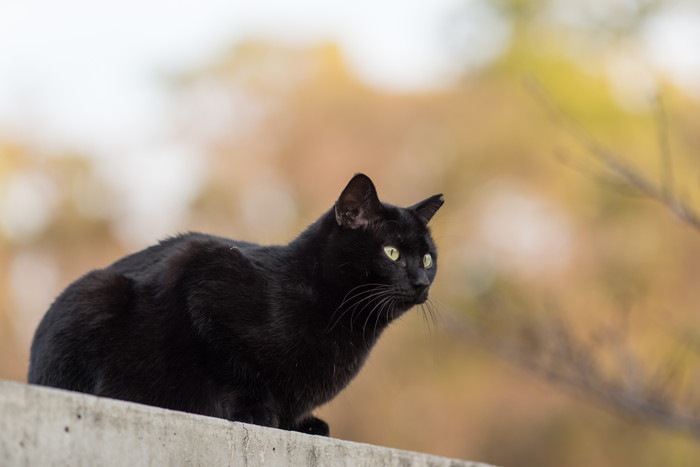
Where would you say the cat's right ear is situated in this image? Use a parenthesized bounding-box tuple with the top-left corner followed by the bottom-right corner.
(409, 194, 444, 225)
(335, 174, 384, 230)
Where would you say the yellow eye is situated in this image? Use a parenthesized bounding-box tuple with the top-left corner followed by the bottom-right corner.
(423, 253, 433, 269)
(384, 246, 400, 261)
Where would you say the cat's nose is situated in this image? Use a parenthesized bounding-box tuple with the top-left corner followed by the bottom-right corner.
(411, 271, 430, 302)
(411, 270, 430, 290)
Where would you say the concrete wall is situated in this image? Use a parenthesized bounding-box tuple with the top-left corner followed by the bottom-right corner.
(0, 380, 493, 466)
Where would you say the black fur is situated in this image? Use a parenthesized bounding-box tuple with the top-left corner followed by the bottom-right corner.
(28, 174, 443, 436)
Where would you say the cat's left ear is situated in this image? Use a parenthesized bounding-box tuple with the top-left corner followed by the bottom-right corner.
(409, 194, 444, 225)
(335, 174, 385, 230)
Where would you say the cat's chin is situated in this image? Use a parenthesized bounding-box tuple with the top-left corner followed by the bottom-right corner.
(394, 291, 429, 312)
(411, 288, 430, 305)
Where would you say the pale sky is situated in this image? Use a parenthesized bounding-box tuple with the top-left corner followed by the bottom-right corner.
(0, 0, 471, 151)
(1, 0, 698, 151)
(1, 0, 699, 246)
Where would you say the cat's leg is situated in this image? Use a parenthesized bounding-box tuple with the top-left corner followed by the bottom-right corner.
(28, 269, 136, 393)
(234, 404, 281, 429)
(225, 391, 282, 428)
(291, 414, 330, 436)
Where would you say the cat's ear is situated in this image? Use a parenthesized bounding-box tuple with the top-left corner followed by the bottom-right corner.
(335, 174, 384, 229)
(409, 194, 444, 225)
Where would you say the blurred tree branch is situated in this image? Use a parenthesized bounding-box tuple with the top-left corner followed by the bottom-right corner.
(446, 294, 700, 438)
(447, 81, 700, 438)
(526, 78, 700, 231)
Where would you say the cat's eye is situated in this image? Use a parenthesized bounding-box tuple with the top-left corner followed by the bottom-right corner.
(384, 246, 400, 261)
(423, 253, 433, 269)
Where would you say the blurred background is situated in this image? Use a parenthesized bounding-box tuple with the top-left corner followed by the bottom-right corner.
(2, 0, 700, 465)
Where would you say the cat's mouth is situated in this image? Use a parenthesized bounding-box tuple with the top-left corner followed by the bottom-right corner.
(395, 288, 429, 309)
(414, 290, 429, 305)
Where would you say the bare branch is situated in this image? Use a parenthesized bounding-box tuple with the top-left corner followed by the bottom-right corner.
(525, 78, 700, 231)
(654, 94, 675, 199)
(442, 301, 700, 438)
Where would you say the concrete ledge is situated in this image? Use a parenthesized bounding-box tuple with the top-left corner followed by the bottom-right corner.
(0, 380, 492, 466)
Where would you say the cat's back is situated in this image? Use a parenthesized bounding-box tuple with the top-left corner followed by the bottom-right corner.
(109, 232, 257, 281)
(33, 232, 263, 335)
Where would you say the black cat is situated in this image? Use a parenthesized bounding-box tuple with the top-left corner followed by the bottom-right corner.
(28, 173, 443, 436)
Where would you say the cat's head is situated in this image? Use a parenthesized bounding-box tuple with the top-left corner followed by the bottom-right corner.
(328, 173, 443, 319)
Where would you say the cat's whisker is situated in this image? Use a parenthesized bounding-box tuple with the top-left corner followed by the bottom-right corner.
(352, 290, 392, 333)
(419, 298, 441, 337)
(340, 288, 391, 332)
(388, 300, 398, 332)
(326, 284, 386, 328)
(425, 303, 435, 334)
(373, 297, 396, 342)
(425, 297, 443, 329)
(361, 294, 394, 348)
(372, 299, 388, 339)
(419, 303, 431, 335)
(336, 283, 387, 309)
(361, 293, 392, 337)
(326, 284, 392, 333)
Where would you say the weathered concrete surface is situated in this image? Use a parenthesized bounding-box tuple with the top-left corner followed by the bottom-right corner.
(0, 380, 493, 466)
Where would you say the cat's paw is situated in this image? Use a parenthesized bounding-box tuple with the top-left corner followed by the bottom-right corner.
(293, 416, 330, 436)
(235, 406, 280, 428)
